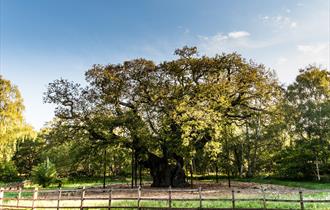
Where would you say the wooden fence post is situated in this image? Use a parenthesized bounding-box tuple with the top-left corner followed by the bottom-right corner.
(57, 188, 62, 210)
(198, 186, 202, 209)
(80, 186, 85, 210)
(231, 189, 235, 210)
(0, 188, 4, 209)
(32, 187, 38, 210)
(138, 185, 141, 209)
(16, 187, 22, 208)
(168, 186, 172, 209)
(299, 191, 304, 210)
(108, 188, 112, 210)
(261, 186, 266, 210)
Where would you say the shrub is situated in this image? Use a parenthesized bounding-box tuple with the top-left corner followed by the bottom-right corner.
(31, 159, 57, 187)
(0, 161, 18, 182)
(274, 146, 315, 180)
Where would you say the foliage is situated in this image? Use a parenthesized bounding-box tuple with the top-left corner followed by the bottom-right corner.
(276, 66, 330, 180)
(0, 75, 30, 162)
(41, 119, 131, 178)
(12, 136, 44, 176)
(43, 46, 284, 186)
(31, 159, 57, 187)
(2, 47, 329, 186)
(0, 161, 18, 182)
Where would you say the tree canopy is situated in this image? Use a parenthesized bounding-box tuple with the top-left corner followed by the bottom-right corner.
(44, 47, 285, 187)
(0, 75, 32, 162)
(1, 47, 329, 186)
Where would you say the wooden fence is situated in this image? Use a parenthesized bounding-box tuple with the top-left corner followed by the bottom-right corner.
(0, 186, 330, 210)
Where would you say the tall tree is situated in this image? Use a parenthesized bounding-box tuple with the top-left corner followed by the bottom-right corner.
(44, 47, 282, 187)
(278, 66, 330, 180)
(0, 75, 29, 162)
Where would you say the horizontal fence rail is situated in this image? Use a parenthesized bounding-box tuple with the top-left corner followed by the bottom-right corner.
(0, 186, 330, 210)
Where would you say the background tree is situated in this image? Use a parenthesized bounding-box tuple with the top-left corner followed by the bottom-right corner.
(0, 75, 36, 181)
(0, 75, 26, 162)
(12, 135, 44, 177)
(276, 66, 330, 180)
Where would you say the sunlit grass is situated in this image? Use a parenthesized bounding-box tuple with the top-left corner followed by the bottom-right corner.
(235, 177, 330, 190)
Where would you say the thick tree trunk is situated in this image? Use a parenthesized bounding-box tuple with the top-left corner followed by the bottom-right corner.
(234, 145, 244, 177)
(215, 164, 219, 183)
(189, 164, 193, 188)
(139, 164, 142, 186)
(143, 152, 188, 187)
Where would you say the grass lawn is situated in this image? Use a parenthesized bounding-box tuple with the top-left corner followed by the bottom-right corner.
(234, 177, 330, 190)
(20, 176, 135, 190)
(194, 174, 330, 190)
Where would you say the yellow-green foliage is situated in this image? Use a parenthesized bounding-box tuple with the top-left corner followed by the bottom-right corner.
(0, 75, 35, 162)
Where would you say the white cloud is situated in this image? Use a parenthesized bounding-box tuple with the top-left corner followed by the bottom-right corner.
(297, 3, 304, 7)
(272, 43, 329, 85)
(261, 15, 298, 29)
(277, 57, 288, 65)
(296, 43, 330, 69)
(297, 43, 329, 54)
(228, 31, 250, 39)
(198, 33, 228, 42)
(178, 26, 190, 34)
(262, 16, 269, 21)
(196, 31, 277, 56)
(290, 22, 297, 28)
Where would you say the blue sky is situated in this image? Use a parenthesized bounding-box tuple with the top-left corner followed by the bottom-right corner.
(0, 0, 329, 130)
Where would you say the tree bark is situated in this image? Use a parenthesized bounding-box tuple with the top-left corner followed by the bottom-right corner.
(189, 163, 193, 188)
(215, 164, 219, 183)
(143, 152, 188, 187)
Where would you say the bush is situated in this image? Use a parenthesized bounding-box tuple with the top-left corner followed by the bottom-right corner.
(0, 161, 18, 182)
(274, 146, 315, 180)
(31, 159, 57, 187)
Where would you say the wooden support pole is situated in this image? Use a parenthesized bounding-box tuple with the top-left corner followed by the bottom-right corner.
(198, 186, 202, 209)
(80, 186, 85, 210)
(261, 186, 266, 210)
(231, 189, 235, 210)
(32, 187, 38, 210)
(57, 188, 62, 210)
(0, 188, 4, 209)
(137, 185, 141, 209)
(108, 188, 112, 210)
(299, 191, 304, 210)
(103, 149, 107, 189)
(168, 185, 172, 209)
(16, 187, 22, 208)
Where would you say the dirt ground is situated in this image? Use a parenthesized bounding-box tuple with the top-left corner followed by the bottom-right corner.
(65, 180, 310, 200)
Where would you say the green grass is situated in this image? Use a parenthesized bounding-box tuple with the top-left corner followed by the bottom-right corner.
(193, 174, 330, 190)
(235, 177, 330, 190)
(0, 182, 5, 187)
(21, 176, 138, 190)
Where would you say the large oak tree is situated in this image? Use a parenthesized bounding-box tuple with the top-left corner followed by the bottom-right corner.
(44, 47, 282, 187)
